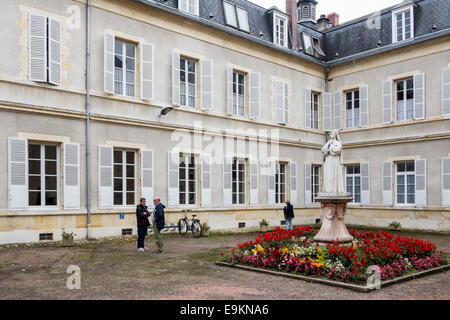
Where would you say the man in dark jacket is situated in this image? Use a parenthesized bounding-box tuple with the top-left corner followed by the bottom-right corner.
(283, 200, 295, 231)
(152, 197, 166, 253)
(136, 198, 151, 253)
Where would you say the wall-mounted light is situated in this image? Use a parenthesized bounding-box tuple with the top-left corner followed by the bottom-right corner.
(159, 106, 174, 118)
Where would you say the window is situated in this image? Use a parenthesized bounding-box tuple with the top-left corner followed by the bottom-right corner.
(179, 0, 198, 15)
(311, 165, 320, 203)
(346, 165, 361, 203)
(232, 71, 245, 116)
(275, 162, 287, 204)
(302, 33, 325, 58)
(302, 33, 313, 55)
(28, 143, 59, 207)
(223, 1, 238, 28)
(180, 57, 197, 108)
(113, 150, 136, 206)
(345, 89, 360, 128)
(302, 5, 310, 20)
(114, 40, 136, 97)
(236, 8, 250, 32)
(395, 78, 414, 122)
(396, 161, 415, 205)
(179, 154, 196, 205)
(232, 158, 246, 205)
(274, 14, 288, 48)
(223, 2, 250, 32)
(393, 7, 414, 43)
(311, 92, 319, 130)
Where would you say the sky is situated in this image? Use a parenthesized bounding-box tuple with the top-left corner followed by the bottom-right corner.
(250, 0, 401, 23)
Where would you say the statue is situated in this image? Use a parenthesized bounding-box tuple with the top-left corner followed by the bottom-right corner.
(321, 130, 345, 194)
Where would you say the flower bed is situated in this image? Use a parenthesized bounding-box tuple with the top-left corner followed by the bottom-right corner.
(219, 226, 448, 285)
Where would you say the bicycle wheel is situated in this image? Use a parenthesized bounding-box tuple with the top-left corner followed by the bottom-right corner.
(191, 220, 202, 238)
(178, 219, 188, 235)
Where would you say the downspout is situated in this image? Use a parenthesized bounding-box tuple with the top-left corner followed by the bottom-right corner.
(86, 0, 91, 239)
(325, 66, 330, 143)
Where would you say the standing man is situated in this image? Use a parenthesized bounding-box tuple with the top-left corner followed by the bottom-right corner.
(136, 198, 151, 253)
(284, 200, 295, 231)
(152, 197, 166, 253)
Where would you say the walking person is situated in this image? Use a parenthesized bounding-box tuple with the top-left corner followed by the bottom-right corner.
(284, 200, 295, 231)
(152, 197, 166, 253)
(136, 198, 151, 253)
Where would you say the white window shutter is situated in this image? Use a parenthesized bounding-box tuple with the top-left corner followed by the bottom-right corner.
(382, 161, 392, 206)
(98, 145, 113, 209)
(48, 18, 61, 86)
(413, 73, 425, 120)
(360, 85, 369, 127)
(442, 158, 450, 207)
(304, 163, 312, 205)
(201, 154, 212, 207)
(179, 0, 187, 11)
(322, 92, 332, 132)
(267, 160, 275, 206)
(172, 52, 181, 106)
(200, 59, 213, 111)
(8, 138, 28, 210)
(194, 0, 200, 16)
(227, 66, 233, 115)
(249, 158, 259, 206)
(333, 91, 342, 130)
(168, 151, 179, 206)
(382, 80, 393, 124)
(415, 159, 426, 207)
(223, 156, 232, 206)
(141, 149, 154, 205)
(29, 13, 47, 82)
(64, 143, 80, 210)
(443, 68, 450, 117)
(104, 31, 114, 94)
(274, 80, 285, 124)
(290, 162, 297, 205)
(360, 162, 370, 205)
(304, 88, 311, 129)
(249, 72, 261, 119)
(141, 43, 155, 101)
(284, 82, 289, 124)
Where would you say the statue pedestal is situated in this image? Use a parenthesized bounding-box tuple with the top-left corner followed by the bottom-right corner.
(314, 193, 354, 244)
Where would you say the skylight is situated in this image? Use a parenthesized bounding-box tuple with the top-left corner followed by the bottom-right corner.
(223, 1, 250, 33)
(236, 7, 250, 32)
(224, 1, 238, 28)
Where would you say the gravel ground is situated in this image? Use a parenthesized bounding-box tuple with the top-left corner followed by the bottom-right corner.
(0, 230, 448, 300)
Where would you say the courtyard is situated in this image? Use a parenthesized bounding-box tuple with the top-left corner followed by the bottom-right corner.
(0, 229, 448, 300)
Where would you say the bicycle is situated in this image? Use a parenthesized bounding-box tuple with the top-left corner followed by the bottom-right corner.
(178, 209, 202, 238)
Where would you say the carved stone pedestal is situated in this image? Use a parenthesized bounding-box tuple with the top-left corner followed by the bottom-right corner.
(314, 193, 354, 244)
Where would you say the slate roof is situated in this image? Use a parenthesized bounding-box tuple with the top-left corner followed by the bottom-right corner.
(133, 0, 450, 66)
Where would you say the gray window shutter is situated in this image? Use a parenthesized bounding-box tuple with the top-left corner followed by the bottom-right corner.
(249, 72, 261, 119)
(168, 151, 179, 206)
(200, 59, 213, 111)
(227, 66, 233, 115)
(98, 145, 113, 209)
(201, 154, 212, 207)
(382, 80, 392, 124)
(29, 13, 47, 82)
(48, 18, 62, 86)
(443, 68, 450, 117)
(304, 88, 311, 129)
(360, 162, 370, 205)
(8, 138, 28, 210)
(333, 91, 342, 130)
(141, 149, 154, 205)
(223, 156, 232, 205)
(104, 31, 114, 94)
(382, 161, 392, 206)
(64, 143, 80, 210)
(443, 158, 450, 207)
(141, 43, 154, 101)
(322, 92, 332, 132)
(304, 163, 312, 205)
(249, 158, 259, 206)
(172, 52, 181, 106)
(274, 80, 285, 124)
(290, 162, 297, 205)
(360, 85, 369, 127)
(267, 160, 275, 206)
(413, 73, 425, 120)
(415, 159, 426, 207)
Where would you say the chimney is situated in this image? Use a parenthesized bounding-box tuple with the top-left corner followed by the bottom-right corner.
(285, 0, 298, 49)
(316, 14, 330, 31)
(327, 12, 339, 27)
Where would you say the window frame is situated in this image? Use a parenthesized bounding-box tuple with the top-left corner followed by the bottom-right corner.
(232, 70, 246, 117)
(179, 0, 198, 15)
(236, 7, 250, 33)
(395, 161, 416, 206)
(232, 158, 247, 205)
(392, 5, 414, 43)
(275, 162, 287, 205)
(179, 56, 197, 108)
(311, 91, 320, 130)
(113, 149, 137, 207)
(273, 13, 288, 48)
(345, 88, 361, 128)
(113, 39, 136, 98)
(302, 33, 325, 58)
(395, 77, 414, 122)
(179, 153, 197, 206)
(345, 164, 362, 204)
(311, 165, 320, 203)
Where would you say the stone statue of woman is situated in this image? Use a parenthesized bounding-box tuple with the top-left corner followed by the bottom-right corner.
(321, 130, 345, 194)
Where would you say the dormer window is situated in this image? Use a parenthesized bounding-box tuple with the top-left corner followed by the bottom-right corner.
(179, 0, 199, 16)
(392, 5, 414, 43)
(223, 1, 250, 33)
(274, 13, 288, 48)
(301, 33, 325, 59)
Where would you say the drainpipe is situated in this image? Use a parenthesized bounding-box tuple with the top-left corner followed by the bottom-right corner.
(86, 0, 91, 239)
(325, 66, 330, 143)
